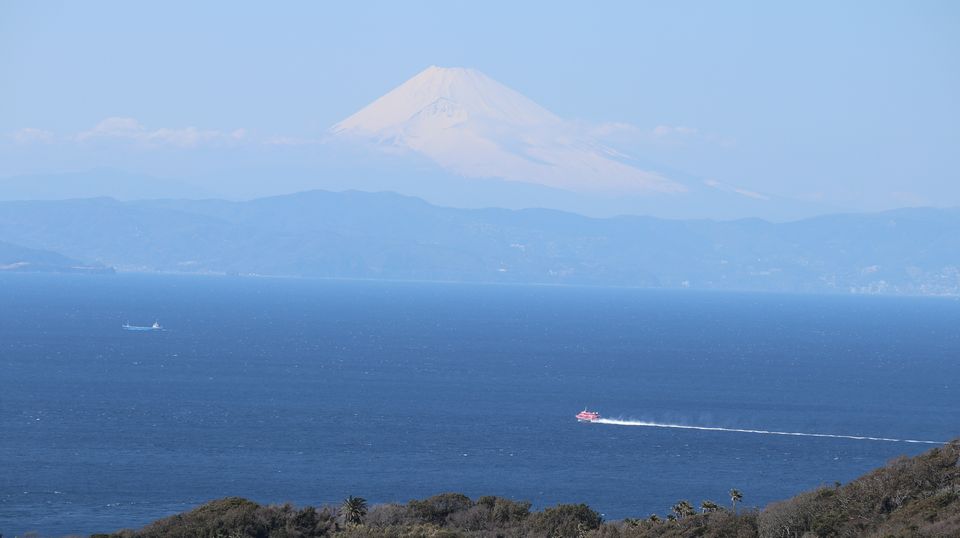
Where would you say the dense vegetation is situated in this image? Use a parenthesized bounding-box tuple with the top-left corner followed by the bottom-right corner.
(95, 440, 958, 538)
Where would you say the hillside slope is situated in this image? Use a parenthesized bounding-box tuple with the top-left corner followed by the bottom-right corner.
(0, 239, 112, 273)
(97, 440, 959, 537)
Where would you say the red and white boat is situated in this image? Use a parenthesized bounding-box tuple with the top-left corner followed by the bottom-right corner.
(576, 409, 601, 422)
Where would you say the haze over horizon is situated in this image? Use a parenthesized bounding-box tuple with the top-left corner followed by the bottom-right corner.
(2, 1, 959, 220)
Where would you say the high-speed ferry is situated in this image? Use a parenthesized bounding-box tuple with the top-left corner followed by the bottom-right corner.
(123, 321, 163, 331)
(576, 409, 601, 422)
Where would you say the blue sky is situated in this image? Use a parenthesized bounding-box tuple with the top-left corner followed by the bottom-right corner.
(1, 1, 958, 214)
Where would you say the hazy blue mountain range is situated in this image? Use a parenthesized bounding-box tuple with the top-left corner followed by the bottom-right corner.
(0, 190, 957, 295)
(0, 161, 835, 221)
(0, 169, 219, 202)
(0, 240, 112, 273)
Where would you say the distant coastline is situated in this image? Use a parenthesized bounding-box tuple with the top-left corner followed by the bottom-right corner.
(1, 191, 958, 296)
(7, 269, 960, 302)
(0, 262, 114, 274)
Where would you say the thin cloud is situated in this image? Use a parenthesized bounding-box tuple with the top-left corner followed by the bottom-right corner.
(704, 178, 770, 200)
(652, 125, 699, 137)
(75, 117, 244, 148)
(589, 123, 699, 139)
(263, 135, 326, 146)
(587, 122, 642, 137)
(10, 119, 304, 149)
(891, 191, 930, 207)
(11, 127, 56, 144)
(589, 122, 733, 147)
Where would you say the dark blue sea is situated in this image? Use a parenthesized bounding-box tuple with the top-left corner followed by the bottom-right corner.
(1, 273, 958, 536)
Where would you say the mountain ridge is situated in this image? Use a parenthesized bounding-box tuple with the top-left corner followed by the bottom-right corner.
(0, 190, 957, 295)
(0, 239, 114, 273)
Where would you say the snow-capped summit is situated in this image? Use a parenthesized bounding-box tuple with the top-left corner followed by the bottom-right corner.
(333, 66, 561, 134)
(332, 66, 684, 194)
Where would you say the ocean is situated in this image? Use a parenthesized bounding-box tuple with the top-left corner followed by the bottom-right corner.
(1, 273, 958, 535)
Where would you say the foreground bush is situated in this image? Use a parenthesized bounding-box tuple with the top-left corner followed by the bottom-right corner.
(96, 497, 336, 538)
(97, 439, 959, 538)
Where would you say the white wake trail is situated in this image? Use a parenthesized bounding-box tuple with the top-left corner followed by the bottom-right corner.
(594, 419, 945, 445)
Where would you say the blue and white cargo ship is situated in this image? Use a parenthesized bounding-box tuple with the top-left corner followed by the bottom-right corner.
(122, 321, 163, 331)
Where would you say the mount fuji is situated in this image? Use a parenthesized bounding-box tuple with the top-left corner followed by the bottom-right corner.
(331, 66, 685, 194)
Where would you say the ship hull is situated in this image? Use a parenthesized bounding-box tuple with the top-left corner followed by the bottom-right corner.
(575, 410, 601, 422)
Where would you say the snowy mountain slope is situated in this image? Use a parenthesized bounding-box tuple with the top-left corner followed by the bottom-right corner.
(331, 66, 685, 194)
